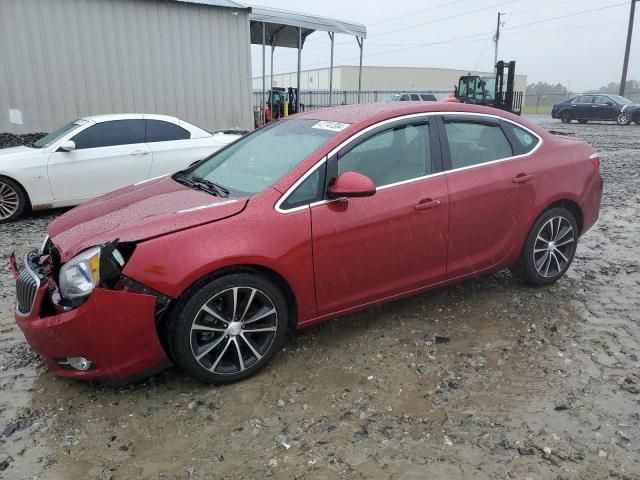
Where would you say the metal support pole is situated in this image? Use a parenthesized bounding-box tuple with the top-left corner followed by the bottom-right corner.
(297, 27, 302, 113)
(357, 37, 364, 104)
(328, 32, 335, 107)
(270, 45, 275, 117)
(493, 12, 504, 70)
(620, 0, 637, 96)
(262, 22, 266, 126)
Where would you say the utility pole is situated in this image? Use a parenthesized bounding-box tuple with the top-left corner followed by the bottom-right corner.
(620, 0, 637, 96)
(493, 12, 505, 69)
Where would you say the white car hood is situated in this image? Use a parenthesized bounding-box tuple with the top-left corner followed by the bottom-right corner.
(0, 145, 42, 161)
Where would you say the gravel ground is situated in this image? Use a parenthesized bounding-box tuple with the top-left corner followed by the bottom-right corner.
(0, 118, 639, 479)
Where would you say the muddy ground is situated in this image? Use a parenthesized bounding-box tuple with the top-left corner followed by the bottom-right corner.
(0, 117, 638, 480)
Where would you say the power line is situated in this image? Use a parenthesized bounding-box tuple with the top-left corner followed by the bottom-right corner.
(369, 0, 470, 26)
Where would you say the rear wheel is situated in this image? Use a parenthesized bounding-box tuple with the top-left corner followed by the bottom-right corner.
(168, 273, 289, 384)
(517, 207, 579, 286)
(560, 111, 573, 124)
(578, 119, 588, 124)
(617, 112, 632, 125)
(0, 177, 27, 223)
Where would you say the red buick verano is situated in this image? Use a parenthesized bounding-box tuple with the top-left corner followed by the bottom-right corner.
(14, 103, 603, 384)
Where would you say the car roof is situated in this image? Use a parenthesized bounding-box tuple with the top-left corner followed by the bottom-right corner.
(80, 114, 180, 123)
(292, 101, 524, 126)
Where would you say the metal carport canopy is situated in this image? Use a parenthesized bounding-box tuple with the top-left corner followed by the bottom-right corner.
(248, 6, 367, 114)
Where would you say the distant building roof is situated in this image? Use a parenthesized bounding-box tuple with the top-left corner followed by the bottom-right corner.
(249, 6, 366, 49)
(173, 0, 248, 9)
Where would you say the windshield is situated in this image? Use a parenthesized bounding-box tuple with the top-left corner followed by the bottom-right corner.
(183, 119, 347, 195)
(608, 95, 633, 105)
(32, 120, 87, 148)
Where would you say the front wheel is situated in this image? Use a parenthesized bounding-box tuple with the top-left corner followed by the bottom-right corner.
(0, 177, 27, 223)
(168, 273, 289, 384)
(560, 111, 573, 124)
(517, 208, 579, 286)
(617, 112, 632, 125)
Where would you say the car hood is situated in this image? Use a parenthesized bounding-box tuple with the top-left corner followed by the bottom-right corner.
(0, 145, 42, 161)
(48, 176, 248, 262)
(621, 103, 640, 111)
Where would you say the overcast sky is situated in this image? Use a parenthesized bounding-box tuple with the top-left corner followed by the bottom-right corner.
(249, 0, 639, 92)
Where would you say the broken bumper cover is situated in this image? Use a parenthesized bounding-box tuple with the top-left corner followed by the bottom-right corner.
(15, 286, 171, 382)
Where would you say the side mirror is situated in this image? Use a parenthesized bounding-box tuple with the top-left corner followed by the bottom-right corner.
(328, 171, 376, 199)
(59, 140, 76, 152)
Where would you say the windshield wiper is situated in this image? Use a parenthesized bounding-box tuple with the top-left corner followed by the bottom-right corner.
(175, 174, 229, 198)
(191, 176, 229, 198)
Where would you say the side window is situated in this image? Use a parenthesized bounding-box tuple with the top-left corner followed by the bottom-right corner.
(338, 123, 431, 187)
(420, 94, 436, 101)
(505, 123, 539, 154)
(399, 94, 410, 101)
(281, 164, 326, 210)
(444, 121, 513, 170)
(72, 120, 145, 149)
(577, 96, 594, 104)
(410, 94, 421, 101)
(146, 120, 191, 142)
(594, 96, 610, 105)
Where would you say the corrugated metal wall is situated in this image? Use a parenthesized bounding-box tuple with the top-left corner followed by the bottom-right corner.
(0, 0, 253, 134)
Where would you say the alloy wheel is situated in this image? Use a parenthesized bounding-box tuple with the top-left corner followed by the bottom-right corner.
(0, 181, 20, 220)
(533, 216, 575, 278)
(617, 112, 632, 125)
(190, 286, 278, 375)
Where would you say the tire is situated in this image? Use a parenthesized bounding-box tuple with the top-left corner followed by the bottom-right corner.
(617, 112, 632, 126)
(560, 111, 572, 124)
(168, 273, 289, 384)
(517, 207, 579, 287)
(0, 176, 27, 223)
(578, 120, 588, 124)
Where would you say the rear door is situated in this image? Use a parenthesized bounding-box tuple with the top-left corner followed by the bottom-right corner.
(574, 96, 595, 120)
(47, 119, 151, 200)
(310, 118, 450, 314)
(439, 115, 540, 277)
(144, 119, 210, 177)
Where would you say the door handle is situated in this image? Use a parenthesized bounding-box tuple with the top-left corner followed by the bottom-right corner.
(512, 173, 534, 184)
(130, 150, 149, 156)
(414, 199, 441, 211)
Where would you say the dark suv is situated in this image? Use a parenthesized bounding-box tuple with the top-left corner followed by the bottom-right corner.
(552, 94, 640, 125)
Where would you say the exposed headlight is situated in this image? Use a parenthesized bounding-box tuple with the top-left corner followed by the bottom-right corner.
(59, 247, 101, 300)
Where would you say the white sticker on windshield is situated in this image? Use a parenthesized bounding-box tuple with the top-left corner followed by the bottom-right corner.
(312, 121, 351, 132)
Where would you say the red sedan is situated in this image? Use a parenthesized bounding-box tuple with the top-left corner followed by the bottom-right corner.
(14, 103, 603, 384)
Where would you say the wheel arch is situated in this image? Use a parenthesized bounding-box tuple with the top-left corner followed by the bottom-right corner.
(157, 263, 299, 359)
(543, 198, 584, 233)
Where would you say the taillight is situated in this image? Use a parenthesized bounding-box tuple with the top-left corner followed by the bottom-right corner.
(590, 153, 600, 173)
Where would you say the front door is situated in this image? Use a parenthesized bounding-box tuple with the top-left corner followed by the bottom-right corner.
(311, 119, 450, 315)
(47, 119, 151, 201)
(440, 115, 538, 277)
(593, 96, 618, 121)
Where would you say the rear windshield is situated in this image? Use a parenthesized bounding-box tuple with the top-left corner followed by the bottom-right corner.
(186, 119, 347, 195)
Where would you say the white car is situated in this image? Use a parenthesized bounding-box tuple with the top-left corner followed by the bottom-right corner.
(0, 114, 241, 222)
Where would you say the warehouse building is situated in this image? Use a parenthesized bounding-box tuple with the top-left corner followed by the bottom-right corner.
(0, 0, 254, 134)
(254, 65, 527, 96)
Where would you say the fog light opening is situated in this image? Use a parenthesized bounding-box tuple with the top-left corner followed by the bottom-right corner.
(61, 357, 93, 371)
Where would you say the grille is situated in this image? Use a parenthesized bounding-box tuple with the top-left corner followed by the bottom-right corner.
(16, 255, 41, 316)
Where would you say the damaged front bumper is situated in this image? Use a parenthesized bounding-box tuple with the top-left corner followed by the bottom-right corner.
(14, 251, 171, 383)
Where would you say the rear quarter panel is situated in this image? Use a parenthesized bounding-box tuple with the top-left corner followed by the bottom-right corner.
(502, 133, 599, 266)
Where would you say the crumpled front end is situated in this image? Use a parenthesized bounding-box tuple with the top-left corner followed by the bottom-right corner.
(14, 245, 171, 383)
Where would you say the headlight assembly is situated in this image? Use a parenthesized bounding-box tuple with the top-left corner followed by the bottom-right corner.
(58, 247, 101, 300)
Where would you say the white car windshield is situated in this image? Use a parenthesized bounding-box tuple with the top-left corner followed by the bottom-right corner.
(182, 119, 347, 195)
(32, 120, 88, 148)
